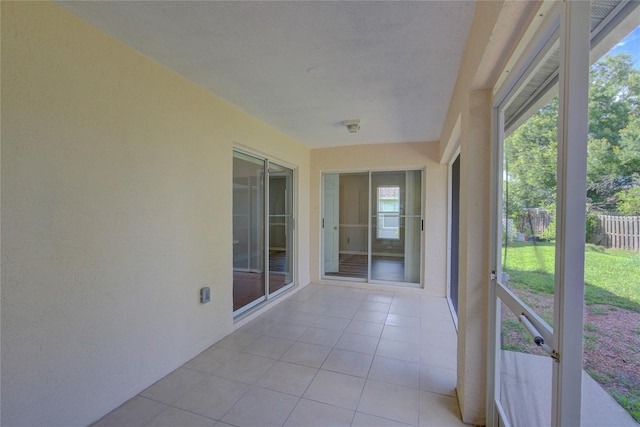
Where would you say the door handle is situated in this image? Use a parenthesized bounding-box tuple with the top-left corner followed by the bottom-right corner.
(334, 226, 338, 230)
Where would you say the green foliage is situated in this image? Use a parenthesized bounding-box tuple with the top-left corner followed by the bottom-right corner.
(505, 53, 640, 217)
(584, 323, 599, 332)
(504, 98, 558, 217)
(586, 369, 616, 385)
(533, 204, 556, 241)
(584, 333, 599, 350)
(587, 53, 640, 211)
(589, 53, 639, 147)
(585, 213, 601, 241)
(619, 115, 640, 172)
(500, 319, 530, 352)
(589, 306, 609, 315)
(616, 185, 640, 215)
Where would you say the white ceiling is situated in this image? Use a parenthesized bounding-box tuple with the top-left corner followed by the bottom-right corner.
(57, 1, 476, 148)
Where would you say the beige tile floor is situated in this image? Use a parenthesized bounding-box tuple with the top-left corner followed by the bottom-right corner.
(92, 284, 464, 427)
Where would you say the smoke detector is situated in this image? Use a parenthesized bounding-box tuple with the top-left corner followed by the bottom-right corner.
(343, 119, 361, 133)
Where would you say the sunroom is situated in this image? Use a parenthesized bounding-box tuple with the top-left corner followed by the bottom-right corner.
(2, 1, 639, 426)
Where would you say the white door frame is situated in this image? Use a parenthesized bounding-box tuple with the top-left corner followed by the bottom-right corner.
(446, 148, 461, 330)
(487, 2, 590, 426)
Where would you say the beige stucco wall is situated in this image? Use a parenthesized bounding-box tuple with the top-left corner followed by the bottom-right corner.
(1, 2, 310, 425)
(436, 3, 507, 424)
(309, 142, 448, 296)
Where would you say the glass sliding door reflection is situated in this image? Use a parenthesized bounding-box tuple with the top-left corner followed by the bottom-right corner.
(233, 152, 265, 312)
(268, 163, 294, 294)
(370, 171, 421, 284)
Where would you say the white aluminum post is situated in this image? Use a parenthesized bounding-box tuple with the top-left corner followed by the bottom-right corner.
(486, 105, 504, 427)
(553, 1, 590, 425)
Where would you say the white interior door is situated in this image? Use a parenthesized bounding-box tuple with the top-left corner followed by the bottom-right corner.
(323, 174, 340, 273)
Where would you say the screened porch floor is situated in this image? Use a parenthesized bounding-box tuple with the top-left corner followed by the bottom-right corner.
(92, 284, 464, 427)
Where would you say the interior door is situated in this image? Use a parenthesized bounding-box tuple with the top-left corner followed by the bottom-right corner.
(323, 173, 340, 273)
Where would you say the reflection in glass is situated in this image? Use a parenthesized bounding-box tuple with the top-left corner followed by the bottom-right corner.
(233, 152, 265, 312)
(269, 163, 294, 294)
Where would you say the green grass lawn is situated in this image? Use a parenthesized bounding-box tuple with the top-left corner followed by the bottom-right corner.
(502, 241, 640, 311)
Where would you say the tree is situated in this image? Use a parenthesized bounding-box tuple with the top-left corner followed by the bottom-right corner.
(504, 98, 558, 218)
(616, 186, 640, 216)
(505, 53, 640, 220)
(587, 53, 640, 211)
(589, 53, 639, 146)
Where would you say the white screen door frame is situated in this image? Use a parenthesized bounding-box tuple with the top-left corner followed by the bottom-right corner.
(487, 2, 590, 426)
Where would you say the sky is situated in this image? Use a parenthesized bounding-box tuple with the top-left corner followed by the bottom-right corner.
(610, 25, 640, 68)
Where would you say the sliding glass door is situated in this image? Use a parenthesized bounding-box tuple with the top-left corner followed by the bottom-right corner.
(268, 162, 294, 295)
(233, 152, 265, 312)
(233, 150, 294, 315)
(322, 169, 422, 286)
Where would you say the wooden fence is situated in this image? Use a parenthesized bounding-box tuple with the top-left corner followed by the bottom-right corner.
(596, 215, 640, 252)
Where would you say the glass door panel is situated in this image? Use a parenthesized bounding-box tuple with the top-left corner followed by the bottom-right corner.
(404, 170, 422, 284)
(370, 170, 421, 284)
(502, 93, 557, 327)
(268, 162, 294, 294)
(371, 171, 405, 282)
(233, 151, 265, 312)
(494, 43, 559, 425)
(323, 173, 340, 275)
(324, 172, 369, 280)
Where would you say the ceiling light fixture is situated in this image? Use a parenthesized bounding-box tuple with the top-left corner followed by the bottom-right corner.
(343, 119, 361, 133)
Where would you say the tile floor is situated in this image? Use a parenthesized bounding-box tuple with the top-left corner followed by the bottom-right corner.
(92, 284, 464, 427)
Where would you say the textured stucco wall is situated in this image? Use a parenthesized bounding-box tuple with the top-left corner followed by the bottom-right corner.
(309, 142, 448, 296)
(1, 2, 309, 425)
